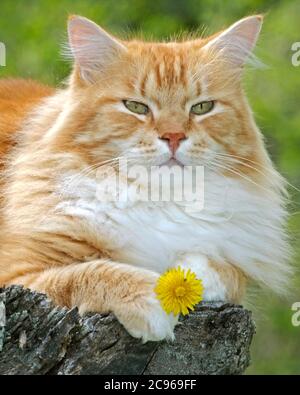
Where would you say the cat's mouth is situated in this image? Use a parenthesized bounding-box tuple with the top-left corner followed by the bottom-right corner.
(160, 158, 184, 168)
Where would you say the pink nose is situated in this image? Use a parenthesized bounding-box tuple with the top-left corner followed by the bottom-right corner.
(161, 132, 186, 155)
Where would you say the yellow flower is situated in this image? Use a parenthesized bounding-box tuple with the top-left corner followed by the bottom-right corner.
(155, 266, 204, 316)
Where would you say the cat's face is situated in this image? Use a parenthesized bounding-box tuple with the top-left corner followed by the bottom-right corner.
(62, 15, 265, 175)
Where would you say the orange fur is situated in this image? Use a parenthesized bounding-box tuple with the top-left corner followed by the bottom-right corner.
(0, 79, 53, 153)
(0, 15, 290, 342)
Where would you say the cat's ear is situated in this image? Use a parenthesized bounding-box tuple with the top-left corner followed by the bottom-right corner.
(67, 15, 126, 83)
(203, 15, 263, 68)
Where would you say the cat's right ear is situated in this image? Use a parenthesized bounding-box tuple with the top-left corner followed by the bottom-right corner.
(67, 15, 126, 83)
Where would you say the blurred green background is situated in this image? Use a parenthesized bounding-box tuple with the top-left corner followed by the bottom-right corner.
(0, 0, 299, 374)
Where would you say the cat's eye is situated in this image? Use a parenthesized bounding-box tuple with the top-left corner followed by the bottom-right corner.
(191, 101, 214, 116)
(123, 100, 149, 115)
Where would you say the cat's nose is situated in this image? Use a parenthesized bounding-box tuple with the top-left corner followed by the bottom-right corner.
(160, 132, 187, 155)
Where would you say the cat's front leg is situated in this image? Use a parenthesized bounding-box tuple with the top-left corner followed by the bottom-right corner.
(175, 253, 246, 303)
(6, 260, 178, 343)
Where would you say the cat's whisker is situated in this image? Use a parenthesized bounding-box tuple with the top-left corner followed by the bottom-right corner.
(208, 159, 276, 195)
(205, 149, 267, 168)
(65, 156, 128, 184)
(59, 157, 128, 198)
(62, 156, 140, 196)
(212, 152, 300, 196)
(213, 161, 300, 207)
(214, 153, 276, 178)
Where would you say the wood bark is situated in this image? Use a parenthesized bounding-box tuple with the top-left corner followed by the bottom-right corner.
(0, 285, 255, 375)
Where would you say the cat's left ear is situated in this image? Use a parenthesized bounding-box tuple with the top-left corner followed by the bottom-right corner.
(203, 15, 263, 67)
(68, 15, 127, 83)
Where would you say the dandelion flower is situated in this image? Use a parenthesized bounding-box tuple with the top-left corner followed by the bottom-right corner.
(155, 266, 204, 316)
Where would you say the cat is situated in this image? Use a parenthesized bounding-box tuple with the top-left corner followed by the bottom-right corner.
(0, 15, 291, 342)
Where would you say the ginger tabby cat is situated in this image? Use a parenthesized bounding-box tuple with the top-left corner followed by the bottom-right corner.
(0, 15, 291, 341)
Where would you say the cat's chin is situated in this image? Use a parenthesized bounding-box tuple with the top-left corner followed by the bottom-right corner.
(159, 158, 184, 168)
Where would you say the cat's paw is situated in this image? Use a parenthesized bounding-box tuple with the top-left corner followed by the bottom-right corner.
(114, 293, 178, 343)
(177, 253, 227, 301)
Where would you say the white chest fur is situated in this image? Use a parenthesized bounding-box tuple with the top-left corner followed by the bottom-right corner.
(56, 170, 289, 291)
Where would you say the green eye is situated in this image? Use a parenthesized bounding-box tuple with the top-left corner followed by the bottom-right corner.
(123, 100, 149, 115)
(191, 101, 214, 116)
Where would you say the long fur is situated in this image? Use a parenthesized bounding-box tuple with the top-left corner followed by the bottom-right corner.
(0, 15, 292, 342)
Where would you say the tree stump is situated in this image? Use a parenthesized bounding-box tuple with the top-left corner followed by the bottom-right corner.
(0, 285, 255, 375)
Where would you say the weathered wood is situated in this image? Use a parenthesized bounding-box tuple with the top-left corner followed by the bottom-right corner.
(0, 286, 255, 375)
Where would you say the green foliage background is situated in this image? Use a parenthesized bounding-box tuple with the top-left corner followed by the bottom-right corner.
(0, 0, 299, 374)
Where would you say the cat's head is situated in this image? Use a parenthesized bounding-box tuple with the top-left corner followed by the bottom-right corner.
(58, 15, 268, 177)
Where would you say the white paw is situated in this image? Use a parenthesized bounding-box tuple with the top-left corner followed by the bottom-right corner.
(115, 294, 178, 343)
(177, 253, 227, 301)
